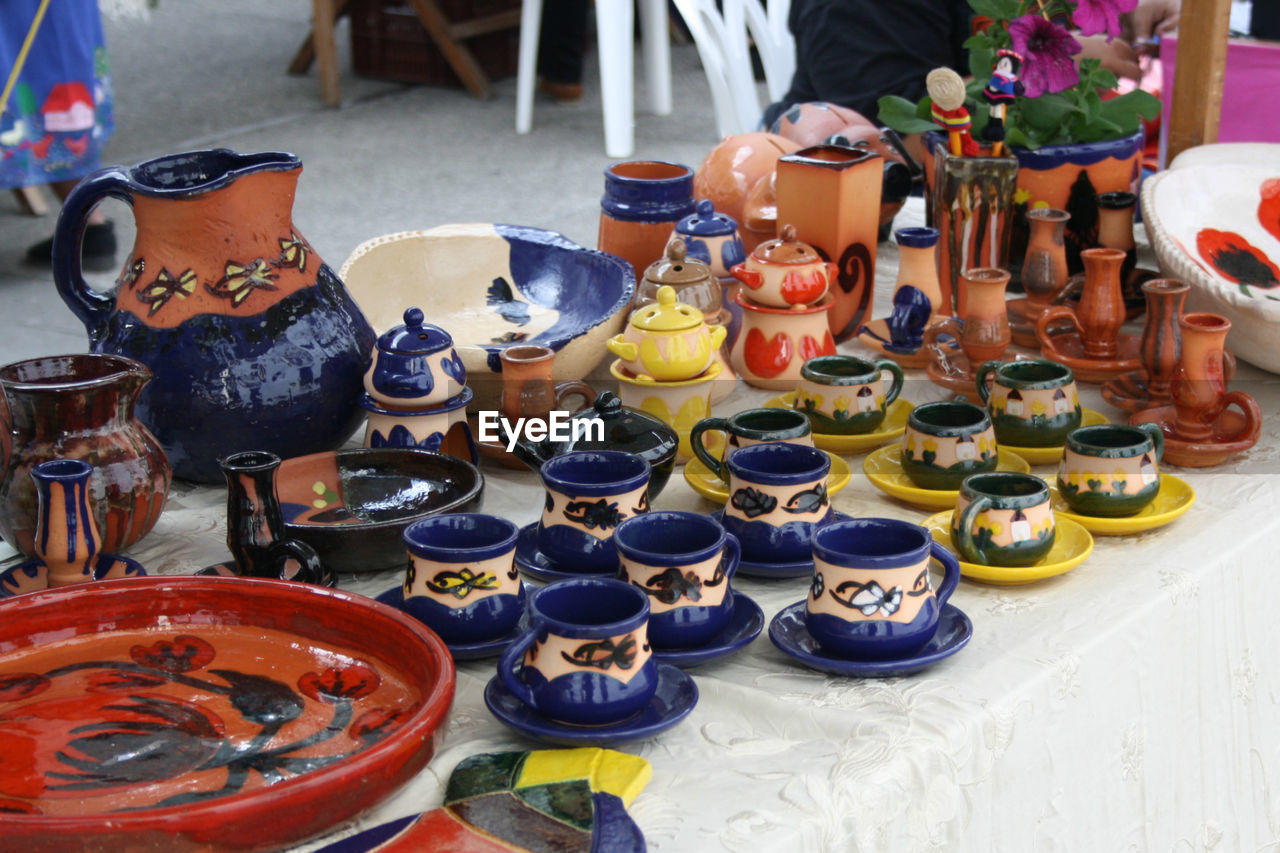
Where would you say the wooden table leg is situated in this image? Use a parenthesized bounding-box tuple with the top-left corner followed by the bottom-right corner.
(405, 0, 493, 99)
(311, 0, 343, 106)
(1167, 0, 1232, 164)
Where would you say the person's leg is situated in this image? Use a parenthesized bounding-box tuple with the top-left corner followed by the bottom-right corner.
(25, 179, 116, 270)
(537, 0, 589, 100)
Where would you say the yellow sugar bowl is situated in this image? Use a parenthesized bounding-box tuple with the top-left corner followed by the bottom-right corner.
(607, 284, 727, 382)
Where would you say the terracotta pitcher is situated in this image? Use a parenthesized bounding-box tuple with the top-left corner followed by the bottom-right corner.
(0, 353, 170, 558)
(53, 149, 376, 483)
(1022, 208, 1070, 316)
(924, 267, 1012, 365)
(500, 345, 593, 421)
(1035, 247, 1126, 359)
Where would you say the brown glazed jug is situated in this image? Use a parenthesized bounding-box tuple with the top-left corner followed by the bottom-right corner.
(0, 354, 170, 557)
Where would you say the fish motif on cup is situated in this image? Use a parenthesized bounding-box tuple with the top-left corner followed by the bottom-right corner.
(561, 635, 639, 672)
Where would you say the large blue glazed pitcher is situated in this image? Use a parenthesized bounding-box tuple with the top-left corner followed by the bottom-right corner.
(53, 150, 376, 483)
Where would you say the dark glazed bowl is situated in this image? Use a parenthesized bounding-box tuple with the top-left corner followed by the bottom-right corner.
(276, 448, 484, 574)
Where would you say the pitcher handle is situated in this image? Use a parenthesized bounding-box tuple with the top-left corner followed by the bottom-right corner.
(53, 167, 135, 341)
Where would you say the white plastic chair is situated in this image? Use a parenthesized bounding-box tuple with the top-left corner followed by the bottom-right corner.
(671, 0, 795, 138)
(515, 0, 673, 159)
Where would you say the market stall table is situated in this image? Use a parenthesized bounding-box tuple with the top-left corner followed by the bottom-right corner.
(3, 199, 1277, 850)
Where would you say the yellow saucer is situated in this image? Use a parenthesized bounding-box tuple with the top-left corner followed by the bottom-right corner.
(765, 393, 913, 454)
(683, 450, 852, 504)
(862, 445, 1031, 510)
(998, 408, 1110, 465)
(923, 511, 1094, 585)
(1048, 474, 1196, 535)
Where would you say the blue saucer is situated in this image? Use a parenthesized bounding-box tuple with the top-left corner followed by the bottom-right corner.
(0, 553, 146, 599)
(768, 600, 972, 677)
(710, 510, 852, 579)
(484, 662, 698, 746)
(514, 521, 617, 583)
(374, 584, 530, 661)
(653, 592, 764, 667)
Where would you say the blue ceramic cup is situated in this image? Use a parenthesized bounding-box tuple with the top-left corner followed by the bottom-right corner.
(806, 518, 961, 659)
(722, 442, 833, 565)
(497, 577, 658, 724)
(614, 511, 741, 649)
(401, 513, 524, 644)
(538, 451, 652, 573)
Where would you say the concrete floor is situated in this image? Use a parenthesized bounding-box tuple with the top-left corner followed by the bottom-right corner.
(0, 0, 728, 363)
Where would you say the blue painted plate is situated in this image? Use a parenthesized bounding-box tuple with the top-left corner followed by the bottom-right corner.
(0, 553, 146, 599)
(484, 662, 697, 747)
(653, 592, 764, 667)
(768, 600, 972, 677)
(513, 521, 617, 583)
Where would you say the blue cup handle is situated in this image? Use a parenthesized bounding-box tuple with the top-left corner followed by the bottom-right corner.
(720, 531, 741, 584)
(497, 629, 541, 710)
(930, 540, 962, 609)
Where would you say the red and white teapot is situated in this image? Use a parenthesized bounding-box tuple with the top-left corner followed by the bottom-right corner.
(729, 224, 837, 309)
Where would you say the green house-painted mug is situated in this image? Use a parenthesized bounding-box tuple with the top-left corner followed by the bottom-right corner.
(1057, 424, 1163, 517)
(951, 472, 1055, 566)
(689, 407, 813, 484)
(795, 355, 904, 435)
(900, 401, 998, 491)
(976, 359, 1081, 447)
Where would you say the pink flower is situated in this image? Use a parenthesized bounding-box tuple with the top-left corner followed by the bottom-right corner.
(1073, 0, 1139, 40)
(1009, 15, 1082, 98)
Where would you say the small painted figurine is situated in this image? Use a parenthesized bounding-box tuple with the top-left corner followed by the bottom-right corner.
(982, 48, 1024, 156)
(926, 68, 979, 157)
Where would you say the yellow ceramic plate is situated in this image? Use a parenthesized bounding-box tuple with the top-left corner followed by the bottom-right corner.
(1048, 474, 1196, 535)
(683, 450, 852, 504)
(765, 394, 913, 454)
(862, 445, 1031, 510)
(923, 511, 1094, 585)
(999, 408, 1110, 465)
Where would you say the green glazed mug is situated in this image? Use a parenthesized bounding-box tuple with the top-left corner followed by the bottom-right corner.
(689, 407, 813, 484)
(900, 400, 998, 491)
(976, 359, 1082, 447)
(1057, 424, 1163, 517)
(951, 472, 1055, 566)
(794, 355, 905, 435)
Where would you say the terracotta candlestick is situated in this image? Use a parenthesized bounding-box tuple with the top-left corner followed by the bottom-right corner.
(1035, 247, 1141, 382)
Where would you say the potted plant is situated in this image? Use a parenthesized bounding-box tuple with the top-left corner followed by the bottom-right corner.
(878, 0, 1162, 277)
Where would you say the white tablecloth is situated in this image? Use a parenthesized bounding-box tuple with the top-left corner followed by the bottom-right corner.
(6, 199, 1278, 851)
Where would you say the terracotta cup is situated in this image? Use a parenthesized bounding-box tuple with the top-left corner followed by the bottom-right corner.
(689, 407, 813, 484)
(401, 513, 524, 644)
(976, 359, 1082, 447)
(922, 267, 1012, 366)
(1057, 425, 1163, 517)
(598, 160, 696, 283)
(499, 344, 593, 421)
(614, 511, 741, 649)
(722, 442, 833, 565)
(806, 517, 961, 658)
(950, 472, 1055, 567)
(537, 450, 651, 573)
(900, 401, 998, 491)
(1170, 313, 1260, 443)
(497, 578, 657, 725)
(795, 354, 904, 435)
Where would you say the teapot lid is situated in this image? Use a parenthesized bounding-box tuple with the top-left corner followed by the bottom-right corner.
(676, 199, 738, 237)
(642, 239, 713, 289)
(377, 307, 453, 355)
(560, 391, 679, 461)
(751, 224, 822, 265)
(629, 285, 703, 332)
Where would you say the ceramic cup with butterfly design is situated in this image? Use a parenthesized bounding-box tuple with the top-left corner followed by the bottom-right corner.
(900, 400, 998, 491)
(497, 577, 657, 724)
(795, 354, 904, 435)
(807, 518, 961, 659)
(689, 407, 813, 484)
(723, 442, 833, 564)
(1057, 424, 1163, 517)
(538, 450, 652, 572)
(975, 359, 1081, 447)
(614, 511, 741, 649)
(951, 472, 1055, 567)
(401, 513, 524, 644)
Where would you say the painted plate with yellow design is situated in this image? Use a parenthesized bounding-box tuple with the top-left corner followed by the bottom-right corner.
(923, 510, 1094, 585)
(1048, 474, 1195, 535)
(765, 393, 913, 454)
(998, 407, 1110, 466)
(863, 445, 1031, 510)
(683, 450, 852, 504)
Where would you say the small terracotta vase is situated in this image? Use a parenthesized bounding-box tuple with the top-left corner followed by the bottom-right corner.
(923, 268, 1011, 397)
(31, 459, 100, 588)
(729, 291, 837, 390)
(1096, 191, 1137, 283)
(1139, 279, 1189, 404)
(598, 160, 696, 283)
(1170, 314, 1258, 443)
(888, 227, 945, 350)
(0, 353, 170, 558)
(1036, 248, 1127, 360)
(221, 450, 332, 586)
(1022, 208, 1070, 317)
(774, 144, 882, 341)
(499, 345, 593, 422)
